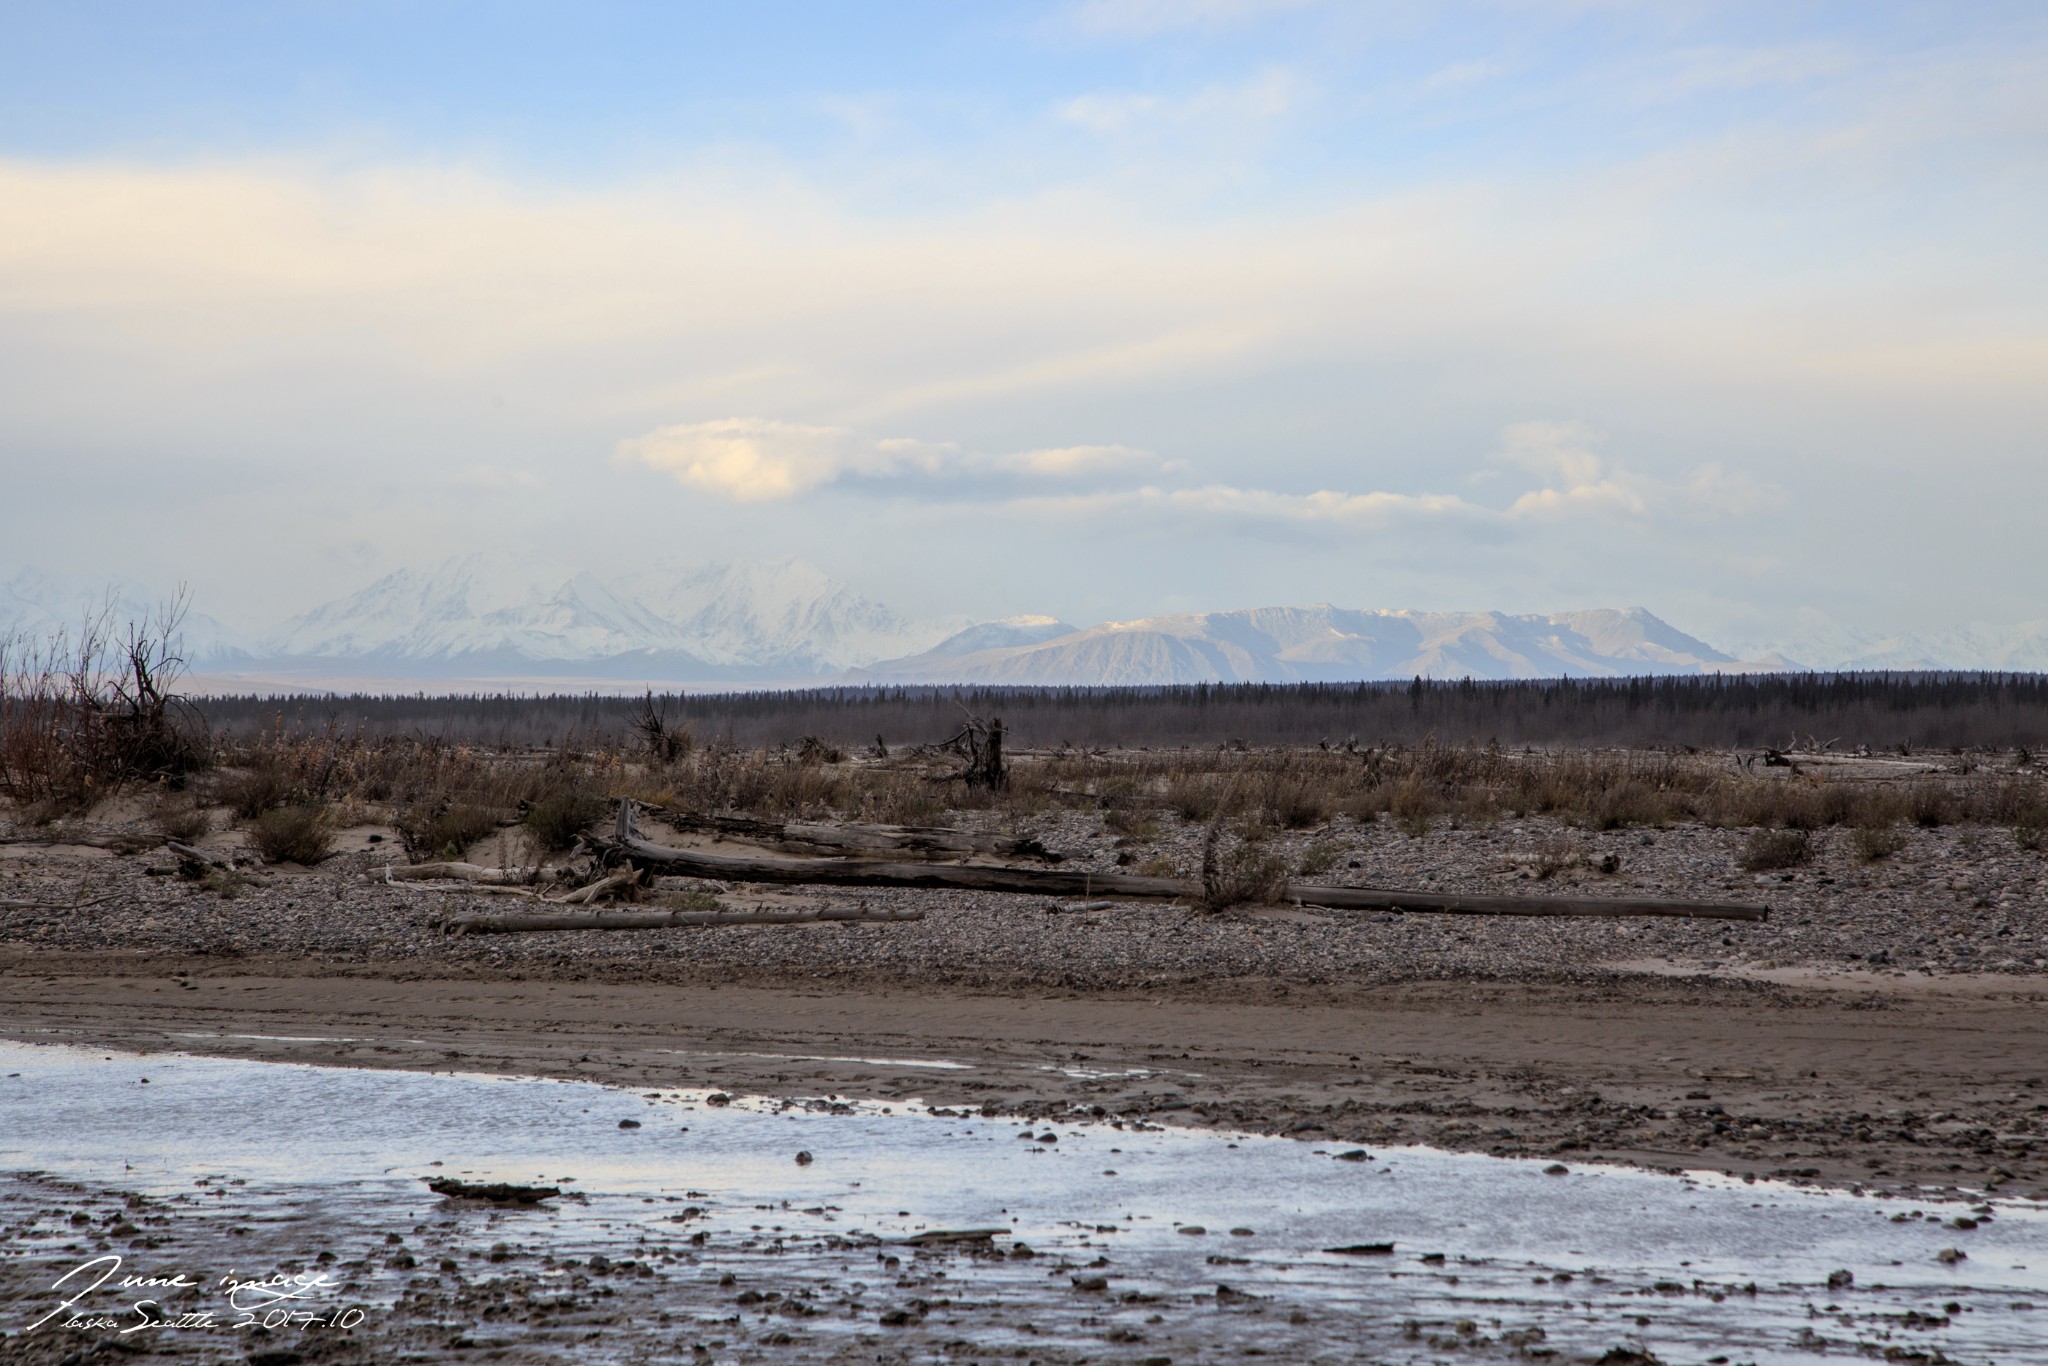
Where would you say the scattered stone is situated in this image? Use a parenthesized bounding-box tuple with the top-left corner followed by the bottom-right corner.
(900, 1227, 1004, 1246)
(425, 1177, 559, 1206)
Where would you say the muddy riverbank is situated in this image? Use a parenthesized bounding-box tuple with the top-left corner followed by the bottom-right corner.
(5, 1041, 2044, 1366)
(4, 958, 2044, 1203)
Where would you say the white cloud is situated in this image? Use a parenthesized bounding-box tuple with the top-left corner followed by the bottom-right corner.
(996, 444, 1163, 476)
(1001, 421, 1779, 531)
(1008, 482, 1482, 528)
(1492, 421, 1780, 521)
(1493, 421, 1649, 519)
(614, 420, 1172, 500)
(615, 420, 876, 501)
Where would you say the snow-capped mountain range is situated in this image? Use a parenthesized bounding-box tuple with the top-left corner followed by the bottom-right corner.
(5, 559, 2045, 686)
(851, 606, 1774, 686)
(238, 556, 972, 679)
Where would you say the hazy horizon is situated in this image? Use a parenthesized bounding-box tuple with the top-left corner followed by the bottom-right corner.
(4, 2, 2043, 655)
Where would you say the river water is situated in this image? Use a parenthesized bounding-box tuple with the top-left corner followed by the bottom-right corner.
(2, 1040, 2042, 1363)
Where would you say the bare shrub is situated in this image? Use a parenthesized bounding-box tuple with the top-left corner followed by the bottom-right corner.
(1260, 767, 1331, 830)
(1850, 823, 1907, 861)
(251, 805, 334, 865)
(1166, 770, 1222, 822)
(2017, 805, 2048, 853)
(1389, 778, 1435, 838)
(216, 761, 292, 819)
(523, 790, 606, 852)
(635, 691, 692, 763)
(0, 601, 208, 810)
(1740, 828, 1813, 872)
(1907, 782, 1955, 829)
(151, 793, 210, 842)
(1104, 806, 1159, 841)
(397, 799, 500, 863)
(1295, 839, 1343, 877)
(1199, 815, 1290, 910)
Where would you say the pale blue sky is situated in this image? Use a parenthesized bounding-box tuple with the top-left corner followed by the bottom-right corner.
(2, 1, 2043, 651)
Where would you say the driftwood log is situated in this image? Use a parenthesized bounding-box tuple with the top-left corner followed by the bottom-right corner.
(380, 861, 570, 885)
(594, 804, 1768, 922)
(165, 840, 237, 869)
(653, 812, 1059, 862)
(443, 906, 926, 934)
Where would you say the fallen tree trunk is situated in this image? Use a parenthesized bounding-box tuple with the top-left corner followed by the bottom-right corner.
(165, 840, 236, 869)
(443, 906, 926, 934)
(380, 862, 561, 885)
(592, 807, 1767, 922)
(653, 811, 1058, 862)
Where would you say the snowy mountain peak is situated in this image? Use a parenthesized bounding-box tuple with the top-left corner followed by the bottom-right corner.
(853, 604, 1751, 685)
(250, 555, 962, 677)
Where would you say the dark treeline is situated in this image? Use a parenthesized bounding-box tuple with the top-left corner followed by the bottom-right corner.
(190, 673, 2048, 753)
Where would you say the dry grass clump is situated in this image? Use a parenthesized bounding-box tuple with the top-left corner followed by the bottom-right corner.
(250, 805, 334, 865)
(523, 789, 608, 852)
(151, 792, 211, 842)
(1197, 811, 1290, 910)
(1850, 822, 1908, 862)
(2018, 805, 2048, 853)
(1295, 839, 1344, 877)
(1740, 828, 1814, 872)
(396, 798, 500, 862)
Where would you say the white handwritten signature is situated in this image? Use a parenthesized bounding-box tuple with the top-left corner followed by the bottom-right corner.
(26, 1254, 362, 1335)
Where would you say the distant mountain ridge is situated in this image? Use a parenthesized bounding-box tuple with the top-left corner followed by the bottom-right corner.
(258, 554, 966, 678)
(1, 568, 255, 661)
(7, 559, 2045, 685)
(850, 606, 1767, 685)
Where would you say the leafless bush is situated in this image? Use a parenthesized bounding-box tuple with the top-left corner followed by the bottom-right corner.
(1295, 839, 1343, 877)
(151, 793, 210, 842)
(0, 600, 208, 811)
(524, 790, 606, 852)
(1850, 823, 1907, 862)
(1197, 801, 1289, 910)
(396, 798, 500, 863)
(250, 805, 334, 865)
(635, 690, 691, 763)
(1907, 782, 1956, 829)
(1740, 829, 1814, 872)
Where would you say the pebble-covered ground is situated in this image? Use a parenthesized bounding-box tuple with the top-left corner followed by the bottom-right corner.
(3, 807, 2044, 990)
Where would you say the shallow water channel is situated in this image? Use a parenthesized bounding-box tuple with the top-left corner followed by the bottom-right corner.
(2, 1041, 2043, 1364)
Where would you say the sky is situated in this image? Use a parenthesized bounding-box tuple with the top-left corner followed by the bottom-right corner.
(2, 0, 2043, 653)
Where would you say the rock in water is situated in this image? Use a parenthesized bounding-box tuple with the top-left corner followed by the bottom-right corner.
(425, 1177, 560, 1205)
